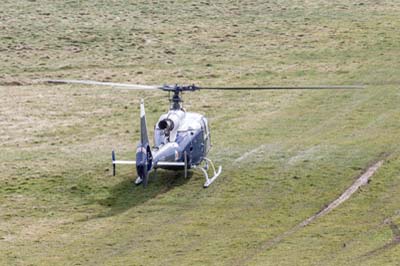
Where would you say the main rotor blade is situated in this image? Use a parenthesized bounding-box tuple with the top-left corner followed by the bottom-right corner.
(199, 85, 365, 90)
(45, 79, 162, 90)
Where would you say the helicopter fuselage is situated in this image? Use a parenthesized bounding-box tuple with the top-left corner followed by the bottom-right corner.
(113, 99, 221, 188)
(152, 109, 211, 170)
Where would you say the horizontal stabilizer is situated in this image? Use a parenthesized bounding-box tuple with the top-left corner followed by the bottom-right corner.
(112, 150, 135, 176)
(113, 160, 136, 165)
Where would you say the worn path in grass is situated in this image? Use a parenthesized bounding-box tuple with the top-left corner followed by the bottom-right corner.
(239, 158, 385, 265)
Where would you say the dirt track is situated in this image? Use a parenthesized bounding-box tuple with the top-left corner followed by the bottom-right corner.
(238, 159, 385, 265)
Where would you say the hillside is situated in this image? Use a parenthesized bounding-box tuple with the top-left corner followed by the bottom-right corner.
(1, 1, 399, 265)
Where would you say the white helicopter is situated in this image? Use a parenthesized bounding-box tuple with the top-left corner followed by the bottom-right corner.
(46, 79, 363, 187)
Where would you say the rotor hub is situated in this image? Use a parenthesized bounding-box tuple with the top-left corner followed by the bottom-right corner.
(162, 84, 199, 110)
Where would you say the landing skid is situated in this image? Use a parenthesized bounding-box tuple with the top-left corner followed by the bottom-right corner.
(194, 158, 222, 188)
(134, 158, 221, 188)
(134, 176, 143, 185)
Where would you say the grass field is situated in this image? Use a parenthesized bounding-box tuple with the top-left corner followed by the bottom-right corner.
(1, 1, 400, 265)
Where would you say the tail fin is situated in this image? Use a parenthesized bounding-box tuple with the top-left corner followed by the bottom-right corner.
(136, 99, 153, 187)
(140, 99, 149, 145)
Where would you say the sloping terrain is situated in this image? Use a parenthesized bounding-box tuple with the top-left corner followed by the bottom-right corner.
(1, 1, 399, 265)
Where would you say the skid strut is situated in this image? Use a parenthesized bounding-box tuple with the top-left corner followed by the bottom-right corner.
(194, 158, 222, 188)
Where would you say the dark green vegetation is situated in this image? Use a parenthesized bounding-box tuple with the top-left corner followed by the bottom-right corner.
(1, 0, 400, 265)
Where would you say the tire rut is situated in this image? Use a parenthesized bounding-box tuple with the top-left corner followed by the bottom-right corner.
(236, 158, 385, 265)
(359, 220, 400, 260)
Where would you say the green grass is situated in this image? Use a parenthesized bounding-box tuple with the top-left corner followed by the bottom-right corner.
(1, 1, 400, 265)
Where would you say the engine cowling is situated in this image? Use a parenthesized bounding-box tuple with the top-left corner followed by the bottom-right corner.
(158, 118, 174, 131)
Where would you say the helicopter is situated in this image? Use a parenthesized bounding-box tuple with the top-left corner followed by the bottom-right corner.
(46, 79, 363, 188)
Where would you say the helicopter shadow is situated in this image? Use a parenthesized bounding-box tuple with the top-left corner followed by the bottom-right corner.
(87, 170, 193, 220)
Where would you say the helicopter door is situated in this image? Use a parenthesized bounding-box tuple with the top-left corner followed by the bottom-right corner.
(201, 117, 211, 155)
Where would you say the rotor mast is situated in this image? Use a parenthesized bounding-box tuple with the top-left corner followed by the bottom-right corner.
(171, 90, 182, 110)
